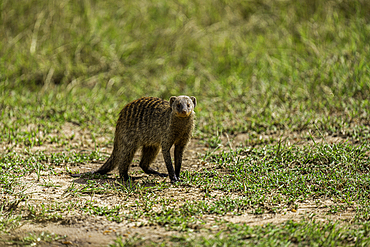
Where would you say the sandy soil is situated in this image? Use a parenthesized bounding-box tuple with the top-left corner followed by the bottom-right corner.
(0, 124, 357, 246)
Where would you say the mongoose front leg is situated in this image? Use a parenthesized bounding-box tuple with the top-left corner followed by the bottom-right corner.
(174, 144, 186, 179)
(162, 149, 178, 182)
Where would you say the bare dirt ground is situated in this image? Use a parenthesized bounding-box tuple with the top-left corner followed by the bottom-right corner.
(1, 124, 357, 246)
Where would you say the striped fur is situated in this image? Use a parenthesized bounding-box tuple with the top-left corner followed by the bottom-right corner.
(72, 96, 196, 183)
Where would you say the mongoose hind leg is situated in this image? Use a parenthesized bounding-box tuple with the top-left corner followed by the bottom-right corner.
(116, 148, 137, 182)
(140, 145, 168, 177)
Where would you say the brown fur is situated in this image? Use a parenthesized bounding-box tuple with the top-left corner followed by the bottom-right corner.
(72, 96, 196, 182)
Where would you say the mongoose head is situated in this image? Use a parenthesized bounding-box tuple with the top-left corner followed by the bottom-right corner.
(170, 96, 197, 118)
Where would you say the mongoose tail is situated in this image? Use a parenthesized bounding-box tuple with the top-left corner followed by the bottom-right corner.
(70, 155, 114, 177)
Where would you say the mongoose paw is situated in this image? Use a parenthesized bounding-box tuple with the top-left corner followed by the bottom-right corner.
(170, 178, 183, 183)
(157, 172, 169, 177)
(145, 168, 168, 177)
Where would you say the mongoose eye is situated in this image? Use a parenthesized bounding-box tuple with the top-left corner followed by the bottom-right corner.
(187, 104, 190, 107)
(177, 103, 181, 108)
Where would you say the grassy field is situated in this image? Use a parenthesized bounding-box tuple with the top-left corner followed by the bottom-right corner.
(1, 0, 370, 246)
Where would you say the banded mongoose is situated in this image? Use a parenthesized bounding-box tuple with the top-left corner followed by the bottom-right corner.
(72, 96, 197, 183)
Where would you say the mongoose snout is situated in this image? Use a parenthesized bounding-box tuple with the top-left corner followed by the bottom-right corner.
(71, 95, 197, 183)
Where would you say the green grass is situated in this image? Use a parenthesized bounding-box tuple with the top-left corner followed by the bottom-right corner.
(1, 0, 370, 245)
(113, 221, 370, 246)
(1, 0, 370, 141)
(1, 143, 369, 237)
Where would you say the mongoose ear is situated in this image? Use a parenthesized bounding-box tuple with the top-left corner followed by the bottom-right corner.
(170, 96, 177, 107)
(190, 96, 197, 108)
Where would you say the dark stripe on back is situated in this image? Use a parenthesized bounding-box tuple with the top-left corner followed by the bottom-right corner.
(120, 97, 168, 129)
(148, 98, 160, 110)
(121, 101, 132, 122)
(124, 100, 136, 127)
(137, 98, 152, 126)
(131, 99, 141, 128)
(145, 98, 159, 125)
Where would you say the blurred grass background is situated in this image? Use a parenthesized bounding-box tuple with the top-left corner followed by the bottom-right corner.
(1, 0, 369, 145)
